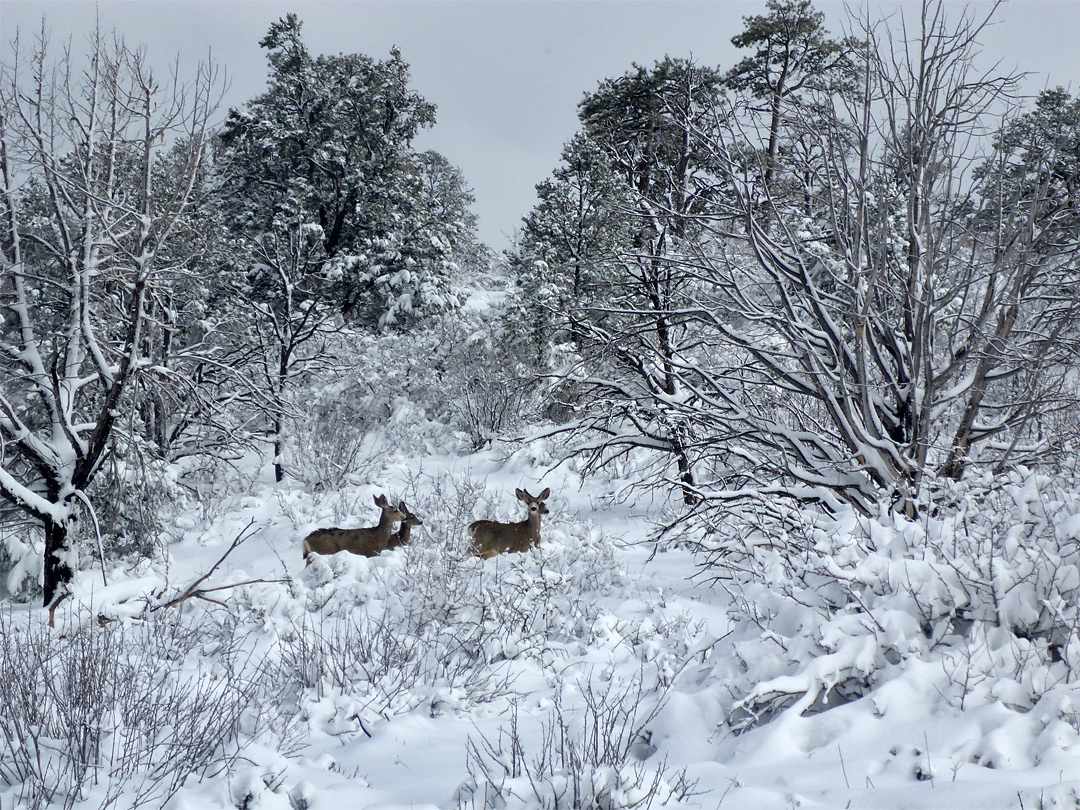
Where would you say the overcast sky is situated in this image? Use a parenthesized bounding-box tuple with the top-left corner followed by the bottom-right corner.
(4, 1, 1080, 250)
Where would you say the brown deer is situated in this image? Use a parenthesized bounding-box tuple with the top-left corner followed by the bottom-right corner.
(468, 488, 550, 559)
(386, 501, 423, 550)
(302, 495, 405, 564)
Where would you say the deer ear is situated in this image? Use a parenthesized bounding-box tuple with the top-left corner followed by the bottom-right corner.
(516, 488, 528, 502)
(538, 488, 550, 501)
(398, 501, 407, 511)
(375, 494, 386, 507)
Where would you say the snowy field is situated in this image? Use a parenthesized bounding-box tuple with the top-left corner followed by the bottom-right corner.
(4, 430, 1080, 810)
(8, 3, 1080, 807)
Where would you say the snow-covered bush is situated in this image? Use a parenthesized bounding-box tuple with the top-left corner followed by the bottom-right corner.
(276, 534, 619, 736)
(458, 674, 699, 810)
(429, 312, 541, 449)
(0, 523, 40, 602)
(283, 307, 542, 479)
(449, 352, 531, 450)
(286, 391, 393, 493)
(273, 606, 504, 734)
(89, 443, 183, 560)
(0, 609, 261, 809)
(704, 467, 1080, 752)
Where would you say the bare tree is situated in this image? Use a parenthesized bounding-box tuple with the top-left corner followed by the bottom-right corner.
(0, 24, 221, 607)
(222, 210, 343, 483)
(668, 1, 1080, 514)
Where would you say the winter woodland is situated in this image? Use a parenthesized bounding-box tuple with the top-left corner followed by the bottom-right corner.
(4, 1, 1080, 807)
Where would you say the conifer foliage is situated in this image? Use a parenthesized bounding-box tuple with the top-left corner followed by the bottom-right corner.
(218, 14, 473, 329)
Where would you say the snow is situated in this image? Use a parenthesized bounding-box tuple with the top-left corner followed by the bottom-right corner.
(463, 288, 507, 314)
(4, 437, 1080, 809)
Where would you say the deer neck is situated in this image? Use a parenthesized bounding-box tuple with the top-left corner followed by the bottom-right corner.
(376, 512, 396, 538)
(524, 511, 541, 539)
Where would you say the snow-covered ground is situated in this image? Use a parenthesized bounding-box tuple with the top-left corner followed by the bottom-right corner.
(4, 436, 1080, 810)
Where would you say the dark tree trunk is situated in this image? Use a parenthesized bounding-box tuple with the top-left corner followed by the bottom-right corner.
(668, 429, 697, 506)
(274, 413, 285, 484)
(42, 512, 73, 609)
(273, 343, 290, 483)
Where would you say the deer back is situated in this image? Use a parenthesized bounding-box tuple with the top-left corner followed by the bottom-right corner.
(302, 525, 391, 558)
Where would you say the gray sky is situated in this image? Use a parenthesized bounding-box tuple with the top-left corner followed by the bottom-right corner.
(4, 1, 1080, 250)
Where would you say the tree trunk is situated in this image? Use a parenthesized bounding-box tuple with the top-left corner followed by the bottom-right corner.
(42, 511, 73, 609)
(273, 411, 285, 484)
(675, 444, 697, 506)
(273, 343, 290, 483)
(764, 93, 783, 193)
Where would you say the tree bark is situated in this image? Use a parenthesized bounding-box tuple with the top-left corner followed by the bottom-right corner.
(42, 510, 73, 609)
(672, 433, 697, 506)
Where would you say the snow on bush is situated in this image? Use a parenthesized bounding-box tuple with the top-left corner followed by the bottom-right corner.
(0, 609, 264, 810)
(0, 526, 41, 601)
(458, 675, 699, 810)
(282, 315, 537, 486)
(259, 506, 645, 740)
(702, 466, 1080, 772)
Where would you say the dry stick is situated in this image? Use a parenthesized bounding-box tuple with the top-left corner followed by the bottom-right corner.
(717, 775, 739, 806)
(152, 518, 284, 611)
(838, 743, 850, 791)
(924, 731, 934, 788)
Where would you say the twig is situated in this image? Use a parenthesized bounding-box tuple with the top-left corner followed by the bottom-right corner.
(73, 489, 108, 587)
(152, 518, 262, 611)
(924, 731, 935, 788)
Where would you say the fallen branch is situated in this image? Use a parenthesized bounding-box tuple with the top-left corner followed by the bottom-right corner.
(152, 518, 283, 611)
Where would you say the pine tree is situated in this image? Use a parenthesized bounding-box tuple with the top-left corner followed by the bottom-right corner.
(219, 14, 474, 328)
(523, 57, 725, 504)
(510, 134, 632, 365)
(725, 0, 856, 193)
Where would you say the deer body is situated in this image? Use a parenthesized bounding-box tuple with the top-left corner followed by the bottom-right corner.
(302, 495, 405, 563)
(469, 488, 550, 559)
(387, 502, 422, 550)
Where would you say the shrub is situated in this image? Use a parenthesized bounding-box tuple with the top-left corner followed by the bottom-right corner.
(286, 391, 392, 493)
(0, 610, 259, 809)
(458, 673, 699, 810)
(701, 467, 1080, 741)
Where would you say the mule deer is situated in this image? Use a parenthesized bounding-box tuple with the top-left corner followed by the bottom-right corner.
(468, 488, 550, 559)
(302, 495, 405, 563)
(386, 501, 422, 550)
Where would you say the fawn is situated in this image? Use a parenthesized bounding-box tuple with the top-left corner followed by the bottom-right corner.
(386, 501, 423, 550)
(468, 487, 550, 559)
(302, 494, 405, 563)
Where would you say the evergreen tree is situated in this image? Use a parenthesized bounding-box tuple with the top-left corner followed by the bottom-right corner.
(982, 88, 1080, 242)
(510, 134, 632, 365)
(219, 15, 473, 328)
(526, 57, 726, 504)
(725, 0, 856, 193)
(214, 16, 483, 479)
